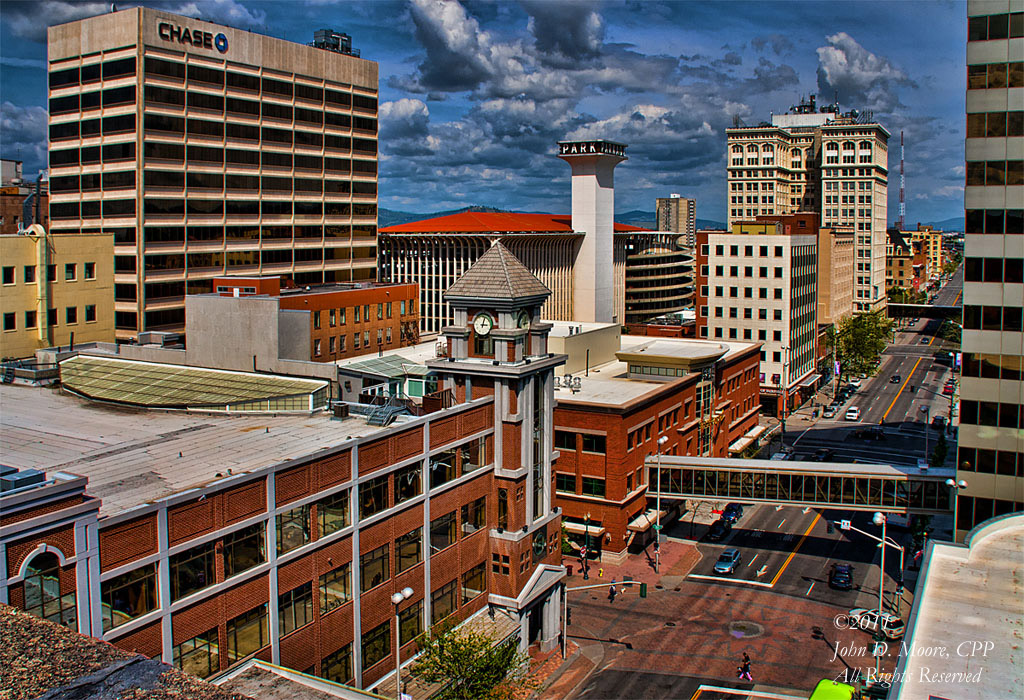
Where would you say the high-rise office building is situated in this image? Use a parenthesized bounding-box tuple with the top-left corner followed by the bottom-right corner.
(46, 8, 379, 340)
(695, 213, 819, 418)
(727, 98, 889, 312)
(655, 194, 696, 247)
(957, 0, 1023, 541)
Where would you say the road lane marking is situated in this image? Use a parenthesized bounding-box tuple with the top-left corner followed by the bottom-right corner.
(777, 519, 786, 528)
(769, 512, 822, 587)
(882, 357, 923, 421)
(748, 554, 758, 567)
(687, 573, 773, 588)
(807, 581, 815, 596)
(756, 565, 767, 577)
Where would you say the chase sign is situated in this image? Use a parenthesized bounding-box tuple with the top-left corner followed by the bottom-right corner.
(158, 22, 229, 54)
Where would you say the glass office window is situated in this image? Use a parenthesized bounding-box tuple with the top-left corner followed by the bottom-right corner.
(360, 544, 390, 592)
(359, 475, 389, 519)
(101, 564, 157, 632)
(276, 505, 310, 555)
(461, 562, 486, 603)
(362, 622, 390, 669)
(431, 580, 457, 625)
(227, 604, 269, 662)
(461, 496, 486, 535)
(319, 562, 351, 614)
(396, 527, 422, 574)
(278, 582, 313, 636)
(223, 523, 265, 578)
(170, 540, 215, 601)
(430, 512, 457, 553)
(394, 463, 421, 504)
(173, 627, 219, 679)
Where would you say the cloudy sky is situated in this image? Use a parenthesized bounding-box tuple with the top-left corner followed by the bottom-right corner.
(0, 0, 966, 222)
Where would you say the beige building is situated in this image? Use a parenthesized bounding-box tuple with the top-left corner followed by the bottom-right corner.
(957, 0, 1024, 542)
(727, 97, 889, 312)
(696, 215, 818, 416)
(47, 7, 379, 341)
(910, 224, 945, 282)
(817, 224, 855, 326)
(1, 226, 114, 358)
(655, 194, 697, 247)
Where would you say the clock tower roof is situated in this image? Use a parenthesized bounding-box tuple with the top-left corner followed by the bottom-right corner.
(444, 241, 551, 304)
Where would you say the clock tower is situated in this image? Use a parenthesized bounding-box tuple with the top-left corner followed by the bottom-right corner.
(427, 241, 567, 652)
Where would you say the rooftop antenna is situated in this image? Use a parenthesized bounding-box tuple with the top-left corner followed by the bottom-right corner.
(897, 131, 906, 231)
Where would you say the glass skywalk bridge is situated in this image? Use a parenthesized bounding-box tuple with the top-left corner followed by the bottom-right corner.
(646, 456, 954, 515)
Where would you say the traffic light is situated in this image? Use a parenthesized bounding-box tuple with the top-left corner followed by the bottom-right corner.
(827, 520, 834, 534)
(566, 607, 572, 625)
(639, 583, 648, 598)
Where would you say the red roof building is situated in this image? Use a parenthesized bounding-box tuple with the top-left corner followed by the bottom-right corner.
(379, 211, 685, 334)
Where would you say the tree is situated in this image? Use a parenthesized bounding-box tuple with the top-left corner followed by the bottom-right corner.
(942, 252, 962, 276)
(561, 521, 573, 555)
(887, 286, 927, 305)
(939, 320, 961, 344)
(410, 621, 535, 700)
(931, 431, 948, 469)
(828, 311, 894, 381)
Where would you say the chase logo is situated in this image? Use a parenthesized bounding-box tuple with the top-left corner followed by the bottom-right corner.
(215, 33, 228, 53)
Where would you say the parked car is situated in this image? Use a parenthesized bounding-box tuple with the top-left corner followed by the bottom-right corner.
(714, 548, 742, 575)
(932, 415, 947, 430)
(823, 407, 837, 419)
(845, 407, 861, 421)
(920, 337, 930, 345)
(847, 608, 906, 639)
(890, 374, 901, 384)
(848, 377, 863, 388)
(770, 452, 792, 461)
(813, 448, 835, 462)
(722, 503, 744, 523)
(942, 384, 955, 396)
(853, 427, 885, 441)
(829, 563, 854, 590)
(706, 518, 732, 541)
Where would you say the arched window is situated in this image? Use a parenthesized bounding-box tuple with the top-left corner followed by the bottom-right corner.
(746, 144, 758, 153)
(23, 551, 77, 630)
(762, 144, 774, 153)
(826, 142, 838, 151)
(859, 140, 872, 150)
(732, 145, 743, 154)
(842, 140, 855, 150)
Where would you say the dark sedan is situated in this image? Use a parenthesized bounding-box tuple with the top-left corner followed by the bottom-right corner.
(721, 503, 744, 523)
(829, 563, 854, 590)
(706, 519, 732, 542)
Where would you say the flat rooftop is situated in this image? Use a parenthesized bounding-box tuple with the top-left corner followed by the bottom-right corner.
(555, 335, 757, 407)
(0, 384, 381, 518)
(892, 515, 1024, 699)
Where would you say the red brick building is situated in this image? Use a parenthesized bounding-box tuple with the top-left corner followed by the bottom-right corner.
(210, 276, 420, 362)
(0, 244, 565, 692)
(550, 332, 762, 561)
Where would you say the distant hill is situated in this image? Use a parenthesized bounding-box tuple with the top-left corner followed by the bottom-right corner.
(380, 206, 725, 231)
(913, 217, 964, 232)
(379, 206, 514, 228)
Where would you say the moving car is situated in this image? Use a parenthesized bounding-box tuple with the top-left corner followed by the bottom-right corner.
(770, 452, 792, 461)
(829, 563, 854, 590)
(813, 448, 835, 462)
(714, 548, 742, 575)
(942, 384, 955, 396)
(890, 374, 901, 384)
(845, 406, 861, 421)
(722, 503, 744, 523)
(706, 518, 732, 541)
(823, 406, 837, 419)
(920, 337, 930, 345)
(847, 608, 906, 639)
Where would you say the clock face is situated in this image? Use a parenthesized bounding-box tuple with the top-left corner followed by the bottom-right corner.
(473, 313, 493, 336)
(517, 311, 531, 329)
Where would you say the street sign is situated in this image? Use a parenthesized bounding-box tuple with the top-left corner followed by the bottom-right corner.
(653, 524, 662, 531)
(840, 520, 852, 530)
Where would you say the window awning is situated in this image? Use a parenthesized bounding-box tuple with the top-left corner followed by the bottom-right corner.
(798, 373, 821, 388)
(744, 424, 767, 440)
(626, 508, 667, 533)
(563, 521, 606, 537)
(729, 436, 754, 454)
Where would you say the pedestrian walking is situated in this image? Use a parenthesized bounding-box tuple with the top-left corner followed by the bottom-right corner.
(608, 579, 617, 603)
(737, 655, 753, 681)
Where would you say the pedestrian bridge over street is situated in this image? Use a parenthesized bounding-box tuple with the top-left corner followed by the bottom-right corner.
(645, 456, 955, 515)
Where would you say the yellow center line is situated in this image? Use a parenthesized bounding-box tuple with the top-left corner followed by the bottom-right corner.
(882, 356, 923, 421)
(769, 512, 821, 586)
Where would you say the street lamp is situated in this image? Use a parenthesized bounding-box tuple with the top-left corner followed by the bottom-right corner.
(920, 405, 930, 465)
(583, 511, 591, 580)
(872, 512, 888, 618)
(946, 478, 968, 542)
(390, 586, 414, 699)
(655, 436, 668, 573)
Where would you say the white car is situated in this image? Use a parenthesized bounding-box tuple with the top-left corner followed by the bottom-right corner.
(848, 608, 905, 640)
(823, 407, 837, 419)
(848, 377, 863, 388)
(845, 407, 861, 421)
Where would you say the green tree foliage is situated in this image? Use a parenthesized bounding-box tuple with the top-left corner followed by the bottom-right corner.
(942, 252, 963, 276)
(561, 521, 573, 555)
(931, 431, 948, 469)
(939, 320, 961, 344)
(887, 287, 927, 304)
(410, 621, 534, 700)
(828, 311, 894, 380)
